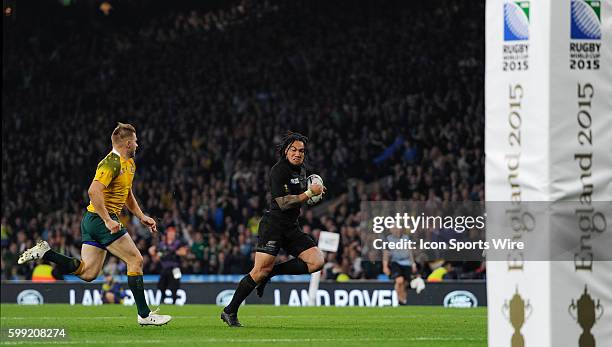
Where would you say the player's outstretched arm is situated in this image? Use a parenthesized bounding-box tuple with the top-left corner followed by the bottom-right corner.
(127, 189, 157, 232)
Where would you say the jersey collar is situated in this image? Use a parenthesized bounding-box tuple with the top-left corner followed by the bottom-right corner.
(111, 148, 124, 161)
(282, 158, 302, 172)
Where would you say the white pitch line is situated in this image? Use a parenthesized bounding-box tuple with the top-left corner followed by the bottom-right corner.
(0, 316, 200, 320)
(1, 313, 485, 320)
(248, 314, 487, 318)
(0, 336, 486, 345)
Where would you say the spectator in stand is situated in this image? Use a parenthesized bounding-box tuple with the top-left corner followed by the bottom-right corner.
(102, 272, 126, 304)
(361, 249, 382, 280)
(427, 261, 455, 282)
(149, 227, 188, 304)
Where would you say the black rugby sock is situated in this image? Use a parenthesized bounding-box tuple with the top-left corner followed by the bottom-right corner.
(43, 250, 81, 274)
(224, 274, 257, 314)
(128, 272, 151, 318)
(270, 258, 310, 277)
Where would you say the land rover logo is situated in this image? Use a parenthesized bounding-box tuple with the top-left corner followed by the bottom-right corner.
(443, 290, 478, 308)
(17, 289, 44, 305)
(216, 290, 236, 306)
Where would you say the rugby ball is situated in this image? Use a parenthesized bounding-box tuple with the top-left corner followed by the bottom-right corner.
(306, 174, 324, 205)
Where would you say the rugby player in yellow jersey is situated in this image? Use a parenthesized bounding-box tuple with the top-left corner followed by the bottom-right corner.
(18, 123, 171, 326)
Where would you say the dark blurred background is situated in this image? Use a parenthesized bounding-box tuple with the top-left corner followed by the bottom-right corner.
(2, 0, 485, 281)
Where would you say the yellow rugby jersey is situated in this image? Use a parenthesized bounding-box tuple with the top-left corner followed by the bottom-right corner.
(86, 150, 136, 216)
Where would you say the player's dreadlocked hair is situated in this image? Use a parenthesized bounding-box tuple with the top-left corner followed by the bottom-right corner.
(277, 131, 309, 158)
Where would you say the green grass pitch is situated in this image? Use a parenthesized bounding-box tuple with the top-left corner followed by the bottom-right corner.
(0, 304, 486, 346)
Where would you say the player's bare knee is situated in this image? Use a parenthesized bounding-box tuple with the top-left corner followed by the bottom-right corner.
(310, 256, 324, 272)
(257, 270, 271, 282)
(396, 277, 405, 285)
(80, 272, 97, 282)
(264, 265, 274, 276)
(250, 268, 270, 282)
(129, 253, 144, 270)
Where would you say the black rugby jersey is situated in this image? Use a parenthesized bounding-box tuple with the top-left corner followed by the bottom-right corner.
(268, 158, 307, 223)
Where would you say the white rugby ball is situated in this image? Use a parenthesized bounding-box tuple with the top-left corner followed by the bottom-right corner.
(307, 174, 324, 205)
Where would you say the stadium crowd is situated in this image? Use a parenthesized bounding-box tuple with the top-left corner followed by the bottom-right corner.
(2, 0, 485, 281)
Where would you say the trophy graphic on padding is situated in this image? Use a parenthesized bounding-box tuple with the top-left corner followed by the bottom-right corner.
(569, 285, 604, 347)
(502, 287, 532, 347)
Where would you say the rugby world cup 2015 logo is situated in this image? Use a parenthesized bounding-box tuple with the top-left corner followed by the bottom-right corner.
(571, 0, 601, 40)
(502, 1, 530, 71)
(569, 0, 601, 70)
(504, 1, 530, 41)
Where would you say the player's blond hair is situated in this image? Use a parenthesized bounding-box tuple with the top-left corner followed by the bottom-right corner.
(111, 122, 136, 144)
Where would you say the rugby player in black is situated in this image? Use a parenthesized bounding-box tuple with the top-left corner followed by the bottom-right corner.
(221, 132, 325, 327)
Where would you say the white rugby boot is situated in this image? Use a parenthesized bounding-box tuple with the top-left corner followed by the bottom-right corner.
(18, 240, 51, 264)
(138, 308, 172, 326)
